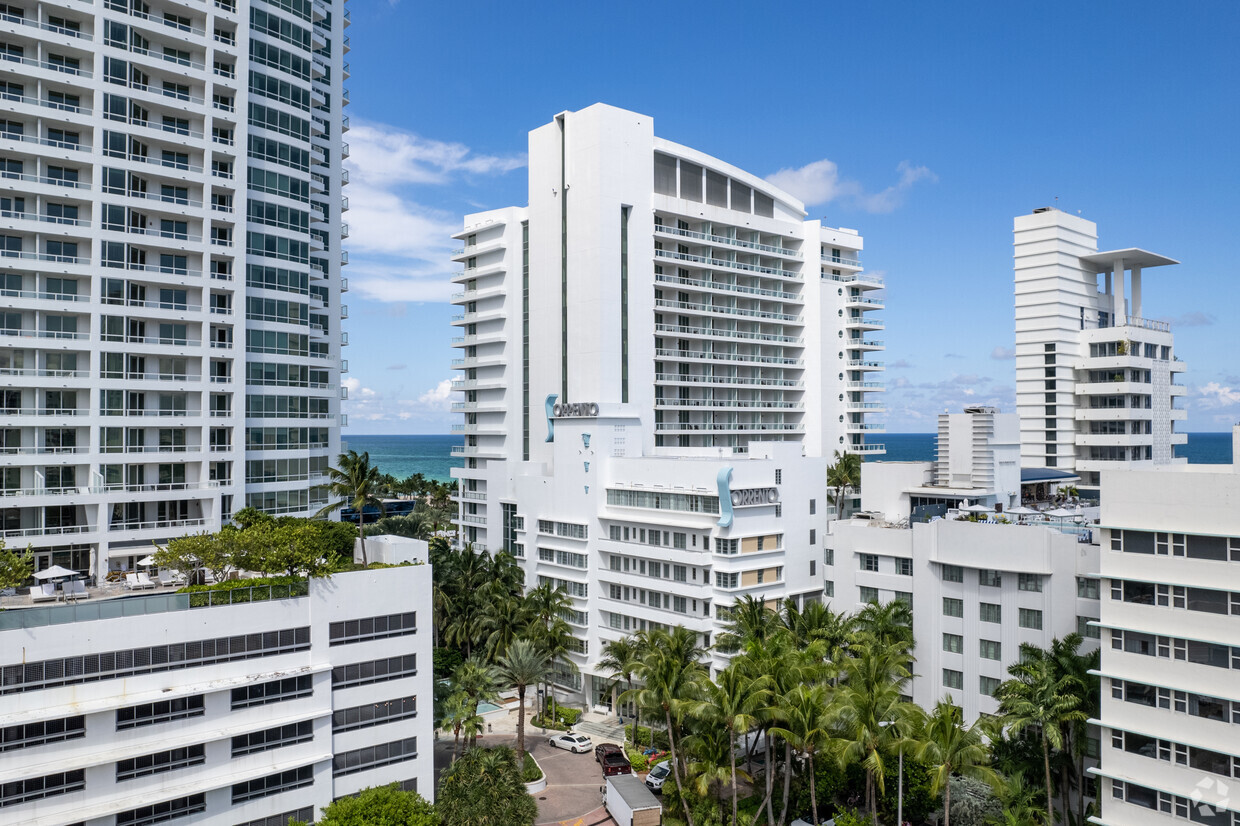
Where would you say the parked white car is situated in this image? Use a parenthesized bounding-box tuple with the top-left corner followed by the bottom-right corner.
(644, 759, 671, 792)
(548, 732, 593, 753)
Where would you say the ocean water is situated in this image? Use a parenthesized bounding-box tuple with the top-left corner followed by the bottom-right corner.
(341, 434, 462, 482)
(340, 432, 1233, 482)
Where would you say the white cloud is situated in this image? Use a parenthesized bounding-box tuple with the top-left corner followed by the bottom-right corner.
(766, 159, 936, 212)
(1162, 311, 1216, 328)
(991, 345, 1016, 360)
(1194, 382, 1240, 409)
(889, 359, 914, 369)
(342, 120, 525, 303)
(417, 379, 454, 411)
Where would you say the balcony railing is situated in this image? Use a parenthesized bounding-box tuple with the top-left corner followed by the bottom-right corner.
(654, 223, 802, 258)
(654, 248, 800, 279)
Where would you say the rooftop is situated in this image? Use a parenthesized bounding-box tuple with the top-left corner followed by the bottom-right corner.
(1079, 248, 1179, 271)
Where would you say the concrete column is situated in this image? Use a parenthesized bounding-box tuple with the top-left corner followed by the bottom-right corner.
(1112, 258, 1126, 323)
(1131, 267, 1143, 321)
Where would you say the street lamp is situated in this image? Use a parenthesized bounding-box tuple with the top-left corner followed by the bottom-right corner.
(879, 720, 904, 826)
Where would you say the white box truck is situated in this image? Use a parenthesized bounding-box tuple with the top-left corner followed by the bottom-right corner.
(604, 774, 662, 826)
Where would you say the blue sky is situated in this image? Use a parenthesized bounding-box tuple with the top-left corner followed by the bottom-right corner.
(340, 0, 1240, 435)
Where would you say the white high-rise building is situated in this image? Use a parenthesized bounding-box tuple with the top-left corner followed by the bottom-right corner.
(451, 103, 885, 699)
(1091, 434, 1240, 826)
(1013, 208, 1186, 492)
(0, 560, 433, 826)
(0, 0, 348, 580)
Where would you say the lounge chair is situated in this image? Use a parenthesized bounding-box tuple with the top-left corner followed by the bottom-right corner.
(135, 572, 157, 589)
(64, 580, 89, 600)
(155, 570, 186, 587)
(124, 573, 142, 590)
(31, 583, 59, 603)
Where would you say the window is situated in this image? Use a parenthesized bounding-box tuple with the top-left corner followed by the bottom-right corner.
(859, 586, 878, 603)
(331, 655, 417, 689)
(824, 580, 834, 597)
(1019, 608, 1043, 630)
(232, 721, 314, 756)
(979, 639, 1001, 660)
(115, 794, 207, 826)
(943, 633, 963, 653)
(1, 716, 84, 752)
(237, 808, 315, 826)
(1018, 573, 1042, 592)
(897, 558, 912, 576)
(941, 564, 963, 583)
(117, 696, 204, 730)
(715, 571, 738, 589)
(1, 626, 312, 696)
(860, 554, 879, 572)
(979, 569, 1002, 588)
(1077, 616, 1100, 639)
(232, 765, 314, 803)
(333, 737, 419, 777)
(1077, 577, 1100, 599)
(980, 676, 1001, 697)
(116, 745, 205, 780)
(943, 597, 963, 618)
(809, 529, 816, 545)
(979, 603, 1002, 623)
(0, 769, 84, 807)
(943, 669, 963, 689)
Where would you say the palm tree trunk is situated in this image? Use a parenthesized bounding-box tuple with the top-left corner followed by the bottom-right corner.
(1042, 733, 1054, 823)
(764, 731, 776, 826)
(808, 750, 819, 826)
(730, 738, 740, 826)
(944, 779, 952, 826)
(1059, 755, 1070, 823)
(777, 741, 792, 826)
(1077, 751, 1086, 824)
(664, 707, 695, 826)
(516, 684, 527, 772)
(453, 724, 461, 763)
(357, 516, 367, 566)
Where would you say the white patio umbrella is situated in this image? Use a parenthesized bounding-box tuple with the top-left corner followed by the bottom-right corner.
(137, 555, 157, 567)
(1005, 506, 1037, 516)
(961, 503, 992, 514)
(33, 564, 79, 580)
(1045, 507, 1077, 519)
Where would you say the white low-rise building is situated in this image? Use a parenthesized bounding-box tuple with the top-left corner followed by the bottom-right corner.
(0, 560, 432, 826)
(827, 407, 1100, 722)
(1091, 428, 1240, 826)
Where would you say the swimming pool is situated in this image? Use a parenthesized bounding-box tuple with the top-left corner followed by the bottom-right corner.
(477, 702, 502, 714)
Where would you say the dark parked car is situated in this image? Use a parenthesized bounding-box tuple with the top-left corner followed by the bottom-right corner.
(595, 743, 632, 776)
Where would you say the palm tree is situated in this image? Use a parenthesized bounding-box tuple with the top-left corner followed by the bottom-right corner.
(692, 666, 771, 826)
(915, 699, 999, 826)
(526, 582, 575, 721)
(830, 640, 915, 820)
(988, 769, 1048, 825)
(853, 597, 914, 652)
(994, 650, 1087, 820)
(315, 450, 386, 565)
(497, 638, 549, 774)
(681, 724, 737, 825)
(452, 656, 502, 748)
(827, 450, 862, 519)
(540, 617, 578, 725)
(715, 594, 780, 653)
(480, 589, 531, 661)
(1041, 634, 1100, 822)
(440, 690, 482, 763)
(631, 626, 707, 826)
(770, 682, 831, 826)
(598, 636, 646, 748)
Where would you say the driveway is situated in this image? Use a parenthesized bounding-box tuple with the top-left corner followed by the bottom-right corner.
(530, 738, 616, 825)
(431, 730, 619, 826)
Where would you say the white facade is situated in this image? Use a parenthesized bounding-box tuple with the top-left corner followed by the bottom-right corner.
(1091, 445, 1240, 826)
(0, 563, 432, 825)
(451, 103, 885, 702)
(0, 0, 348, 581)
(1013, 208, 1186, 489)
(828, 460, 1100, 724)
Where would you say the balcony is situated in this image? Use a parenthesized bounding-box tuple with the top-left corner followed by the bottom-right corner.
(654, 223, 802, 258)
(655, 348, 803, 367)
(654, 248, 799, 279)
(654, 272, 799, 302)
(821, 252, 862, 268)
(654, 323, 799, 345)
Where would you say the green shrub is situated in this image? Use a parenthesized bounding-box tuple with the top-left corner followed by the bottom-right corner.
(831, 809, 874, 826)
(625, 745, 649, 772)
(520, 751, 543, 783)
(625, 724, 669, 749)
(530, 714, 569, 731)
(179, 576, 308, 607)
(539, 699, 581, 727)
